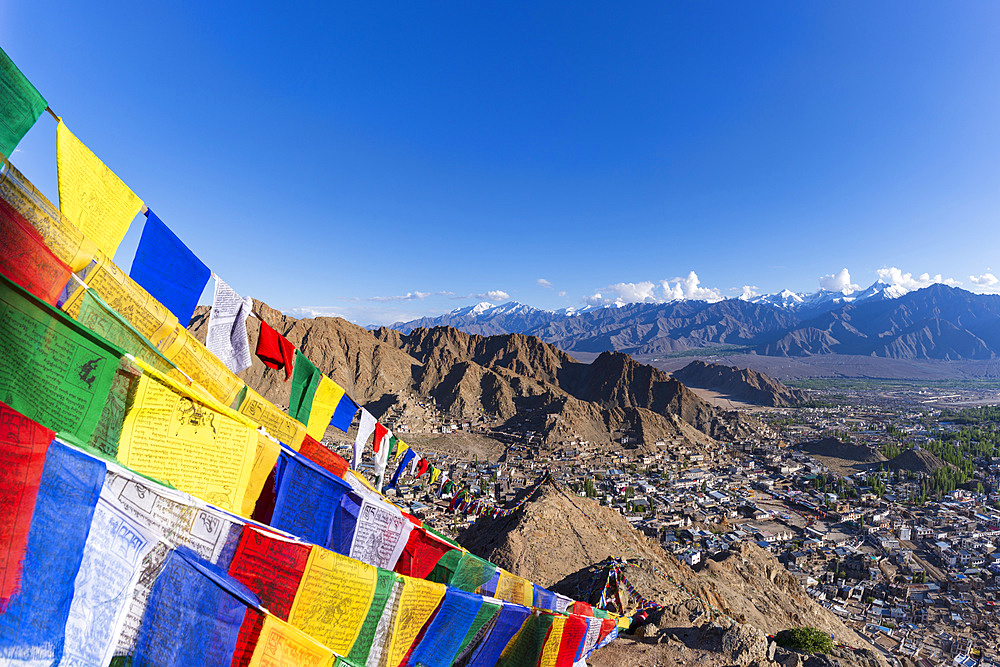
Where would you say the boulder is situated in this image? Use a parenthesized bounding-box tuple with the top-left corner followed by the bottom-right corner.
(721, 623, 770, 666)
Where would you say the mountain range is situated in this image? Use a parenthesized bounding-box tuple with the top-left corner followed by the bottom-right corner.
(187, 303, 763, 447)
(390, 283, 1000, 360)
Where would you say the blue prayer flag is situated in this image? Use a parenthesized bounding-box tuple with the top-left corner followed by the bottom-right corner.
(407, 588, 484, 667)
(0, 440, 104, 663)
(271, 449, 352, 548)
(129, 210, 211, 325)
(330, 395, 359, 433)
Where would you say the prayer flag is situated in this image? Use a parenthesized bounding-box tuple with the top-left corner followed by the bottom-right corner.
(385, 447, 415, 492)
(0, 440, 104, 662)
(299, 434, 350, 478)
(461, 602, 531, 667)
(387, 434, 399, 459)
(373, 421, 388, 454)
(352, 409, 377, 469)
(383, 577, 447, 667)
(343, 568, 398, 666)
(289, 349, 321, 423)
(56, 120, 143, 258)
(407, 588, 484, 667)
(394, 528, 455, 580)
(286, 546, 380, 655)
(330, 393, 358, 433)
(556, 613, 590, 667)
(305, 375, 346, 441)
(0, 46, 46, 159)
(255, 319, 294, 380)
(206, 276, 254, 373)
(0, 402, 52, 608)
(271, 449, 352, 548)
(416, 457, 430, 478)
(0, 193, 72, 305)
(132, 546, 257, 667)
(129, 209, 211, 325)
(0, 273, 123, 443)
(228, 527, 313, 667)
(248, 615, 334, 667)
(117, 366, 258, 512)
(394, 439, 410, 462)
(430, 466, 442, 485)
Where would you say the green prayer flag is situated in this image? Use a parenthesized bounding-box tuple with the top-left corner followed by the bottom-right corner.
(288, 349, 321, 422)
(451, 551, 498, 593)
(345, 569, 397, 665)
(0, 46, 47, 159)
(76, 289, 175, 375)
(387, 435, 398, 459)
(455, 599, 502, 657)
(427, 548, 463, 585)
(0, 273, 123, 443)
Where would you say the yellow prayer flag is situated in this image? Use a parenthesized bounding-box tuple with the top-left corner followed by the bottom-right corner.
(393, 440, 409, 461)
(430, 467, 441, 484)
(496, 570, 532, 606)
(241, 433, 281, 517)
(538, 615, 567, 667)
(384, 578, 446, 667)
(248, 616, 335, 667)
(287, 547, 378, 655)
(56, 121, 143, 258)
(305, 376, 346, 441)
(238, 386, 306, 450)
(118, 369, 257, 512)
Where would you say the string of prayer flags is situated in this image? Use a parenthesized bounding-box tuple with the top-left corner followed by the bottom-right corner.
(206, 276, 253, 373)
(132, 546, 258, 667)
(289, 349, 321, 423)
(330, 392, 358, 433)
(305, 375, 346, 441)
(255, 319, 295, 380)
(0, 193, 72, 305)
(406, 587, 484, 667)
(0, 441, 104, 662)
(56, 120, 144, 258)
(0, 402, 53, 608)
(271, 448, 353, 548)
(352, 409, 377, 469)
(129, 209, 211, 325)
(0, 273, 123, 444)
(0, 46, 46, 159)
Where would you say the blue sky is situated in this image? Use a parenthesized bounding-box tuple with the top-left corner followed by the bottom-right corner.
(3, 2, 1000, 324)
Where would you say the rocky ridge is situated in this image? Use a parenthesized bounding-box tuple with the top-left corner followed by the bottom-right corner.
(187, 305, 765, 447)
(671, 360, 810, 407)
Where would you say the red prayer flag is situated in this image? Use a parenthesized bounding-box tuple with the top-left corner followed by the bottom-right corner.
(255, 320, 295, 381)
(556, 614, 590, 667)
(394, 528, 454, 580)
(570, 601, 594, 617)
(372, 422, 388, 453)
(227, 526, 312, 667)
(299, 435, 349, 478)
(415, 457, 429, 478)
(0, 195, 72, 306)
(0, 401, 54, 609)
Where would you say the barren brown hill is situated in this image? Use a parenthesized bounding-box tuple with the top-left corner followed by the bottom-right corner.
(798, 437, 887, 475)
(189, 306, 765, 447)
(672, 360, 809, 407)
(458, 480, 876, 664)
(883, 446, 947, 475)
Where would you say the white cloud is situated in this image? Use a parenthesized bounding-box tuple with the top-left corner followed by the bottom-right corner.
(367, 291, 432, 303)
(969, 273, 1000, 293)
(584, 271, 723, 306)
(536, 278, 553, 288)
(557, 290, 567, 297)
(482, 290, 510, 301)
(283, 306, 347, 319)
(662, 271, 724, 302)
(876, 267, 960, 291)
(818, 268, 859, 293)
(738, 285, 759, 300)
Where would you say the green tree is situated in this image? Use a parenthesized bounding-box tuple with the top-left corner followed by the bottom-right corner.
(775, 628, 834, 654)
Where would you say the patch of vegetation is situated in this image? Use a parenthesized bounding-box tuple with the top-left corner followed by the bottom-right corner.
(774, 627, 834, 654)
